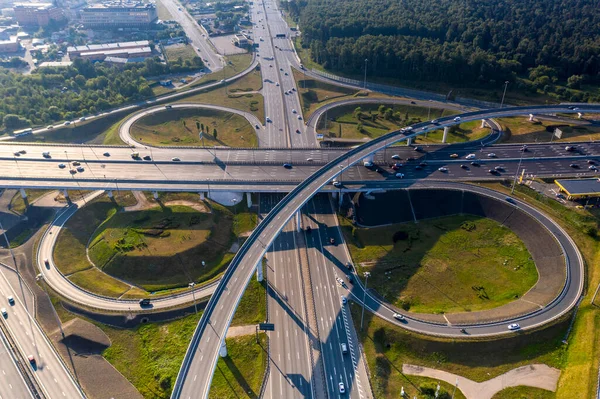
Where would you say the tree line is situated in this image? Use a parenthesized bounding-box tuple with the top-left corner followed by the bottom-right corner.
(0, 56, 203, 131)
(283, 0, 600, 100)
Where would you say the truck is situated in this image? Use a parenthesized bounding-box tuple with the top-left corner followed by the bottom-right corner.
(13, 128, 32, 137)
(275, 33, 286, 38)
(131, 152, 140, 159)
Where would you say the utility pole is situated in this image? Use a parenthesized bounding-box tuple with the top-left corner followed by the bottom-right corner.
(363, 58, 368, 89)
(500, 80, 509, 108)
(360, 271, 371, 330)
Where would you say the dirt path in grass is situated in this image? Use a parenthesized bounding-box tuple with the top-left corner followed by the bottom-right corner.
(124, 192, 209, 213)
(403, 363, 560, 399)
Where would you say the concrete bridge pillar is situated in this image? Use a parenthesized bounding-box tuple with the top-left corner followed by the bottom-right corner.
(62, 189, 69, 199)
(481, 119, 486, 128)
(246, 192, 252, 208)
(106, 190, 114, 198)
(406, 137, 413, 146)
(219, 339, 228, 358)
(296, 211, 301, 232)
(153, 191, 159, 200)
(578, 112, 583, 119)
(256, 259, 263, 282)
(339, 192, 344, 207)
(529, 114, 535, 121)
(332, 191, 338, 199)
(199, 192, 205, 200)
(19, 188, 27, 199)
(442, 126, 450, 143)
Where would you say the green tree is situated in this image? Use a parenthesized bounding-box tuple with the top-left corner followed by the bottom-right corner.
(567, 74, 584, 89)
(3, 114, 29, 130)
(353, 106, 362, 120)
(213, 128, 217, 138)
(384, 108, 393, 120)
(196, 121, 201, 131)
(201, 123, 205, 131)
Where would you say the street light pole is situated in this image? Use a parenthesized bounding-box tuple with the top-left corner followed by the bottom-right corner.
(360, 271, 371, 330)
(511, 149, 525, 194)
(363, 59, 368, 89)
(500, 80, 509, 108)
(189, 282, 197, 314)
(36, 274, 65, 337)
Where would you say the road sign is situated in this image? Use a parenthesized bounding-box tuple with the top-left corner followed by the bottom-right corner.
(258, 323, 275, 331)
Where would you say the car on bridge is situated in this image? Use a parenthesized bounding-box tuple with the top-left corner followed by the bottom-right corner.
(283, 163, 292, 169)
(465, 153, 476, 159)
(450, 153, 459, 158)
(438, 167, 448, 172)
(395, 173, 405, 178)
(391, 154, 401, 160)
(1, 308, 6, 318)
(339, 382, 345, 394)
(393, 313, 405, 321)
(508, 323, 520, 331)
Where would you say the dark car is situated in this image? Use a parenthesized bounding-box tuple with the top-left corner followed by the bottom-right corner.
(489, 169, 499, 175)
(139, 298, 151, 307)
(347, 274, 353, 284)
(460, 164, 468, 169)
(306, 226, 312, 233)
(283, 163, 292, 169)
(570, 163, 579, 168)
(415, 165, 423, 170)
(329, 237, 335, 245)
(255, 124, 260, 129)
(143, 155, 151, 161)
(410, 101, 416, 104)
(471, 161, 480, 166)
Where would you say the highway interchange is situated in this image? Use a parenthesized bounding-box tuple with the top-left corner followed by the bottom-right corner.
(0, 0, 598, 397)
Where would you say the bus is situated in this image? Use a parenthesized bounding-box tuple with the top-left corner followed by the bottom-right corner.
(13, 128, 32, 137)
(275, 33, 286, 38)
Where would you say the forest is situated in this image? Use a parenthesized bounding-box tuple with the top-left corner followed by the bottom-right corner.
(0, 56, 203, 131)
(284, 0, 600, 100)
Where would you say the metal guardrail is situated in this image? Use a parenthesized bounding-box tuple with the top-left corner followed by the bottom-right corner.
(0, 316, 46, 398)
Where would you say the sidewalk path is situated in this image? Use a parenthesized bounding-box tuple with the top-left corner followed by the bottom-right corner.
(402, 363, 560, 399)
(226, 324, 257, 338)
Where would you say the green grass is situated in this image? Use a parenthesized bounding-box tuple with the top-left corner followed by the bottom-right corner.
(231, 272, 267, 326)
(491, 386, 555, 399)
(340, 215, 537, 314)
(210, 334, 268, 399)
(14, 112, 129, 145)
(10, 189, 50, 214)
(164, 44, 198, 63)
(87, 204, 235, 292)
(498, 117, 600, 143)
(101, 312, 204, 398)
(477, 182, 600, 399)
(131, 108, 257, 147)
(319, 102, 473, 142)
(178, 67, 265, 123)
(353, 305, 567, 399)
(189, 53, 254, 88)
(68, 268, 131, 297)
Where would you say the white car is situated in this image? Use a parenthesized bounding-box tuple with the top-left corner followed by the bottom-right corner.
(339, 382, 345, 393)
(275, 82, 279, 86)
(453, 116, 461, 122)
(508, 323, 520, 331)
(465, 153, 476, 160)
(487, 153, 497, 158)
(438, 167, 448, 172)
(1, 308, 6, 317)
(393, 313, 405, 321)
(306, 158, 314, 162)
(266, 116, 272, 122)
(7, 296, 14, 305)
(341, 296, 347, 305)
(395, 173, 404, 178)
(391, 154, 401, 160)
(363, 161, 373, 167)
(333, 180, 342, 187)
(431, 119, 439, 124)
(64, 121, 71, 126)
(46, 125, 54, 129)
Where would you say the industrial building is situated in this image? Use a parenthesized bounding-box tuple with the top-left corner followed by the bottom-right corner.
(232, 33, 248, 47)
(80, 2, 157, 29)
(13, 2, 63, 26)
(67, 40, 152, 61)
(0, 36, 18, 52)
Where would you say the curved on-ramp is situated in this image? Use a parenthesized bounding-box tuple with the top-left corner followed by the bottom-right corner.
(171, 104, 600, 399)
(118, 103, 264, 147)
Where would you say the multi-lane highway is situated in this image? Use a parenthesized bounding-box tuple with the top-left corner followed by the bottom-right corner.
(0, 327, 34, 399)
(0, 264, 84, 398)
(171, 104, 598, 399)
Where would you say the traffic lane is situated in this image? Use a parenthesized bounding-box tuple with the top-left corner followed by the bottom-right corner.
(0, 268, 84, 398)
(0, 325, 34, 399)
(262, 194, 313, 399)
(303, 198, 360, 399)
(305, 197, 368, 399)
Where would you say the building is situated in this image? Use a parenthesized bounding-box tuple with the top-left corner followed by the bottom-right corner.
(0, 36, 18, 52)
(76, 46, 151, 60)
(80, 2, 157, 29)
(13, 2, 63, 26)
(232, 33, 247, 47)
(555, 178, 600, 200)
(67, 40, 149, 57)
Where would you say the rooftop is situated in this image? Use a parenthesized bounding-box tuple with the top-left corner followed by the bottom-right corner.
(555, 178, 600, 196)
(38, 61, 73, 67)
(67, 40, 150, 53)
(13, 2, 54, 9)
(83, 2, 155, 10)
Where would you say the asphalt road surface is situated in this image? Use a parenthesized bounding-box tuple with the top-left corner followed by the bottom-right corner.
(171, 105, 596, 399)
(0, 328, 34, 399)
